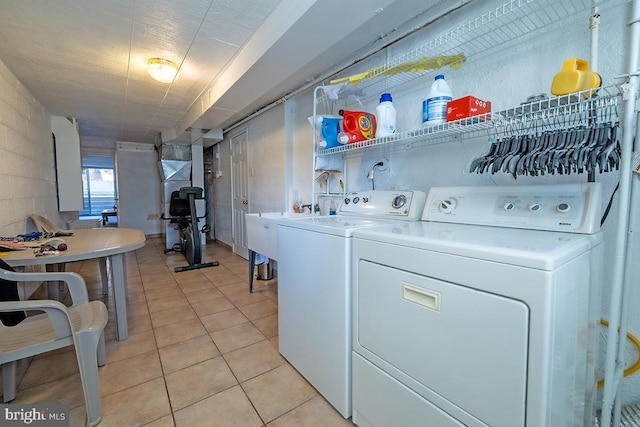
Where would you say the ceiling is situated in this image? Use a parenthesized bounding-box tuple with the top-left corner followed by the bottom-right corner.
(0, 0, 456, 147)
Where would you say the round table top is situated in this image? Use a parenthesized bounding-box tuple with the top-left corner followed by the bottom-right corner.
(2, 228, 146, 267)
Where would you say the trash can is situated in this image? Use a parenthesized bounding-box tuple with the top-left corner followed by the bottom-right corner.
(256, 259, 273, 280)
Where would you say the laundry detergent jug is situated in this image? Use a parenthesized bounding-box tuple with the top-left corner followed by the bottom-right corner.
(321, 117, 343, 148)
(338, 110, 376, 143)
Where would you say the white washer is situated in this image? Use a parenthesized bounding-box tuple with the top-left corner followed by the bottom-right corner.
(277, 190, 427, 418)
(351, 183, 603, 427)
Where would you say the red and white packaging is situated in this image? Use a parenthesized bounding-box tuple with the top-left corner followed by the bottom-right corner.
(446, 96, 491, 122)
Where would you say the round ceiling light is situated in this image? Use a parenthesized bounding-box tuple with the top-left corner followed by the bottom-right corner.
(147, 58, 179, 83)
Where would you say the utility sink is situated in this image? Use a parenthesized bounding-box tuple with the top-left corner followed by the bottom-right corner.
(246, 212, 309, 261)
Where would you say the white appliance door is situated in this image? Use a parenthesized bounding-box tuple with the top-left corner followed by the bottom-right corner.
(277, 225, 351, 417)
(356, 260, 529, 427)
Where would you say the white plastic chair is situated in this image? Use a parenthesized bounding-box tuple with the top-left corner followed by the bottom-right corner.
(0, 263, 108, 426)
(29, 214, 65, 235)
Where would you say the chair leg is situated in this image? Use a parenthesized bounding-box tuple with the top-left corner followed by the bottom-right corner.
(97, 331, 106, 367)
(2, 361, 17, 402)
(75, 332, 103, 427)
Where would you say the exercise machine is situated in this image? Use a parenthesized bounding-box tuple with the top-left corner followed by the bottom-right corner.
(162, 186, 218, 273)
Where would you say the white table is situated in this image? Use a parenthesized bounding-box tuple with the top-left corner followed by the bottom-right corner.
(3, 228, 146, 341)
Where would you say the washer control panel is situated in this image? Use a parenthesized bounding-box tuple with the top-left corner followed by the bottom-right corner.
(423, 183, 602, 233)
(340, 190, 427, 220)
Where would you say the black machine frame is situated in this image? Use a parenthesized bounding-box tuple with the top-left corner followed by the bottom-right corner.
(162, 186, 218, 273)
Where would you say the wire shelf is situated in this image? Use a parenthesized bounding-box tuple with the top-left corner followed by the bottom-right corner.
(316, 85, 622, 157)
(316, 0, 593, 106)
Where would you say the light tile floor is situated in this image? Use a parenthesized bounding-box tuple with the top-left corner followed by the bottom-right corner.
(5, 236, 353, 427)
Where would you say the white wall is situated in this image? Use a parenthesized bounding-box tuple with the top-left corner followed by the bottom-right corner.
(116, 142, 162, 236)
(0, 60, 70, 236)
(247, 106, 286, 213)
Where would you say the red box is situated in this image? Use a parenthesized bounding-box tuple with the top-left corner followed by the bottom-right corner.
(446, 96, 491, 122)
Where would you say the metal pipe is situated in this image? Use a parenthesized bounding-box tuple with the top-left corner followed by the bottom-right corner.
(590, 6, 600, 73)
(601, 0, 640, 424)
(611, 113, 640, 427)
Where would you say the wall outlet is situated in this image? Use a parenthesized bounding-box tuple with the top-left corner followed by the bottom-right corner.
(376, 159, 389, 171)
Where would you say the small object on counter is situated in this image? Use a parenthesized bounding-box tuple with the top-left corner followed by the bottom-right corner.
(551, 57, 601, 97)
(446, 96, 491, 122)
(375, 93, 397, 137)
(423, 74, 452, 125)
(16, 231, 43, 241)
(0, 242, 26, 251)
(329, 199, 336, 215)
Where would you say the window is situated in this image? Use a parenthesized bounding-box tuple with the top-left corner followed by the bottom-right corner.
(79, 154, 116, 217)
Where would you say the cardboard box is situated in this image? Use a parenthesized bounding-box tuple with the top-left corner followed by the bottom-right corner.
(446, 96, 491, 122)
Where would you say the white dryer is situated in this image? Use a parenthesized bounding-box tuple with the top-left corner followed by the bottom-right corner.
(351, 183, 603, 427)
(277, 190, 426, 418)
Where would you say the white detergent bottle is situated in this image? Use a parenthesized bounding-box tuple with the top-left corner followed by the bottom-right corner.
(375, 93, 396, 137)
(423, 74, 452, 125)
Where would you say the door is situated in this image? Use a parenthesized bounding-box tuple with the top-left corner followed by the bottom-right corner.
(231, 130, 249, 258)
(356, 260, 528, 426)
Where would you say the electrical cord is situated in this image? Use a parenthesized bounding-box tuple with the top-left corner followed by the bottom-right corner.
(601, 182, 619, 227)
(371, 161, 384, 190)
(597, 319, 640, 388)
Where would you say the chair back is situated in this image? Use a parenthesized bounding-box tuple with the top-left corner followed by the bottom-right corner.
(0, 259, 26, 326)
(169, 191, 191, 217)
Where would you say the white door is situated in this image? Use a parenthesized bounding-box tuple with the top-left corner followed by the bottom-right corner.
(231, 130, 249, 259)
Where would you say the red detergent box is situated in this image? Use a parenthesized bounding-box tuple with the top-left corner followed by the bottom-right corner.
(446, 96, 491, 122)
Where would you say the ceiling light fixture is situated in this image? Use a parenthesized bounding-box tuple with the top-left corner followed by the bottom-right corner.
(147, 58, 179, 83)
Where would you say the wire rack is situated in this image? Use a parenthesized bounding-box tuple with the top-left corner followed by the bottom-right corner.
(316, 84, 622, 157)
(316, 0, 594, 106)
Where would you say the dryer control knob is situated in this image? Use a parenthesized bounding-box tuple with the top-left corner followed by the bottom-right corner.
(503, 202, 515, 211)
(557, 203, 571, 213)
(392, 195, 407, 209)
(528, 203, 541, 212)
(438, 198, 457, 214)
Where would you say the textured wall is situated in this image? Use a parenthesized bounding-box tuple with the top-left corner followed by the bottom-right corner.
(0, 60, 68, 237)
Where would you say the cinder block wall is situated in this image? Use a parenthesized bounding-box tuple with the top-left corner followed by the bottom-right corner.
(0, 59, 63, 237)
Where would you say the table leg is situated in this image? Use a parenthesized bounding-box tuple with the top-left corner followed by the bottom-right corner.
(110, 253, 128, 341)
(46, 263, 65, 301)
(98, 257, 109, 294)
(249, 250, 256, 293)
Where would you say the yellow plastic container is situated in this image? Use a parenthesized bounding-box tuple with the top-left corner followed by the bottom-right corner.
(551, 58, 601, 97)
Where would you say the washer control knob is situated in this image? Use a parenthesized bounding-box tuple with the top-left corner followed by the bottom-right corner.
(557, 203, 571, 213)
(438, 198, 457, 214)
(503, 202, 515, 211)
(353, 197, 360, 204)
(528, 203, 541, 212)
(362, 197, 369, 203)
(392, 194, 407, 209)
(344, 198, 350, 205)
